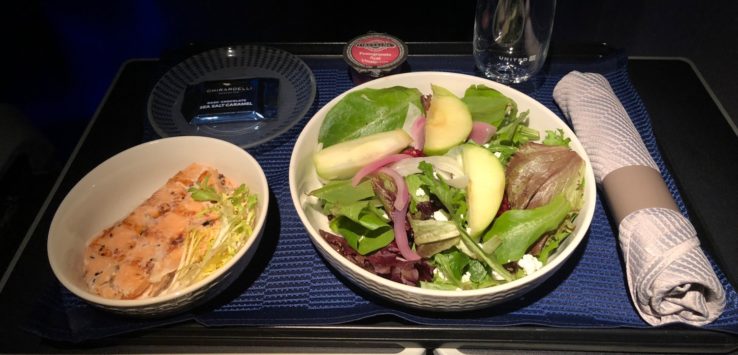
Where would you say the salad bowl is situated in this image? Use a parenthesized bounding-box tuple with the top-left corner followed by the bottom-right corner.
(48, 136, 269, 316)
(289, 71, 596, 311)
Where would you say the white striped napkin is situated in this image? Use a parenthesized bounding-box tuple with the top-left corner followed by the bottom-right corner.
(553, 71, 726, 326)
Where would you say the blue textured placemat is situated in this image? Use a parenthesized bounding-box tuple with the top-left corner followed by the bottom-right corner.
(25, 53, 738, 342)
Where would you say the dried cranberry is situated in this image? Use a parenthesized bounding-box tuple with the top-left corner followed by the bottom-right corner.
(401, 147, 424, 157)
(496, 194, 511, 217)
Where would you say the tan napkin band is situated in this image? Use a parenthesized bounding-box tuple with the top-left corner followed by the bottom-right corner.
(602, 165, 679, 223)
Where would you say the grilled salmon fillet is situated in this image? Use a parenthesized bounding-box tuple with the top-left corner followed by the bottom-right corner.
(82, 163, 234, 300)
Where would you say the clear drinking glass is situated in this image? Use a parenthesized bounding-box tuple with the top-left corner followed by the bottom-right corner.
(473, 0, 556, 84)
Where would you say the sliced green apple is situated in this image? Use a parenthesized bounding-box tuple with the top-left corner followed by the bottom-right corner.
(423, 85, 473, 155)
(462, 144, 506, 238)
(313, 128, 412, 180)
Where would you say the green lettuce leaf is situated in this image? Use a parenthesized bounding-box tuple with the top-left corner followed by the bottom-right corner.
(410, 218, 459, 244)
(318, 87, 423, 147)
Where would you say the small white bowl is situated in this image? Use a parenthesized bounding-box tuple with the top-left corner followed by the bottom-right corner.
(289, 72, 596, 311)
(48, 136, 269, 316)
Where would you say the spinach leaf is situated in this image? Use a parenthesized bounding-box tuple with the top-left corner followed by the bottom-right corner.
(484, 194, 573, 264)
(329, 216, 394, 255)
(325, 201, 388, 230)
(311, 176, 394, 254)
(319, 87, 423, 147)
(310, 179, 374, 204)
(461, 84, 516, 127)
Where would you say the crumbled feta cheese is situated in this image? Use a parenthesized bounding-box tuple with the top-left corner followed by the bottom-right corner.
(461, 271, 471, 283)
(432, 210, 448, 221)
(518, 254, 543, 276)
(433, 268, 448, 281)
(491, 270, 506, 281)
(483, 143, 490, 148)
(415, 188, 426, 197)
(494, 151, 502, 158)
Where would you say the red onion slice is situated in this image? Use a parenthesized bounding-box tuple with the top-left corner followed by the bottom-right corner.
(410, 116, 426, 150)
(469, 121, 497, 145)
(351, 154, 411, 187)
(377, 166, 418, 261)
(377, 167, 409, 211)
(390, 207, 420, 261)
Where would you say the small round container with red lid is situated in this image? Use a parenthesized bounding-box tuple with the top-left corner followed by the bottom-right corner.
(343, 32, 409, 84)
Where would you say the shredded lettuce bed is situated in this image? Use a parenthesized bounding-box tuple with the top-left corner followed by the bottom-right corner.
(166, 178, 258, 291)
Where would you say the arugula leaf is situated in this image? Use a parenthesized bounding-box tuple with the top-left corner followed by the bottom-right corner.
(484, 143, 519, 166)
(416, 161, 467, 224)
(459, 229, 513, 281)
(404, 174, 429, 214)
(543, 129, 572, 147)
(318, 87, 423, 147)
(490, 110, 539, 147)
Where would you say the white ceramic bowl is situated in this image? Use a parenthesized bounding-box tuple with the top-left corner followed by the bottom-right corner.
(48, 136, 269, 316)
(289, 71, 596, 311)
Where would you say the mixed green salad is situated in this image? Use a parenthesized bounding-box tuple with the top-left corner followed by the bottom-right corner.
(310, 83, 585, 290)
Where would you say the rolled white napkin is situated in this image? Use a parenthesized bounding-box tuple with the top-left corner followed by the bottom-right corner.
(553, 71, 726, 326)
